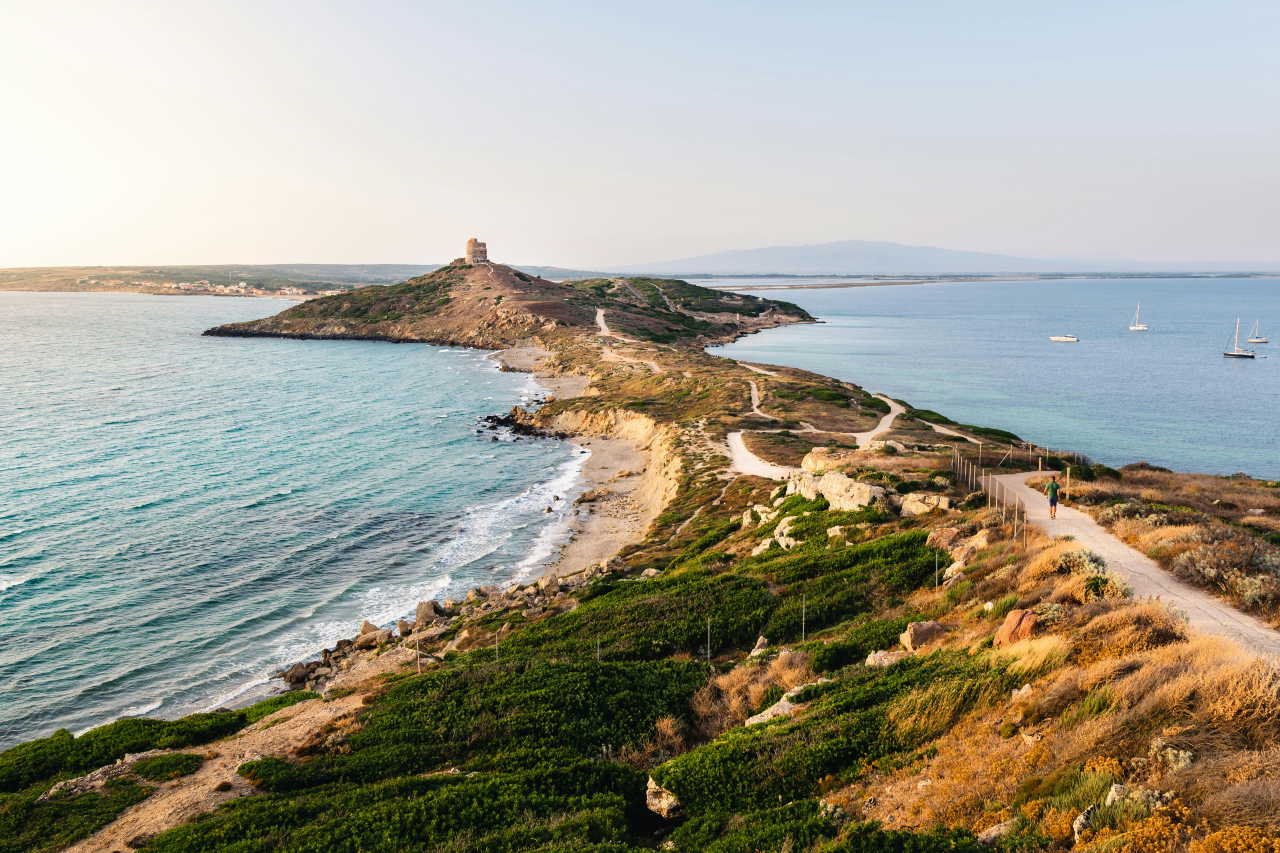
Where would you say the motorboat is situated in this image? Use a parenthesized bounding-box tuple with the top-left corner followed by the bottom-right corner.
(1050, 335, 1079, 342)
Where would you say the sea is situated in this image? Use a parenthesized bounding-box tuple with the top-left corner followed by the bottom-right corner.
(0, 292, 585, 748)
(705, 277, 1280, 480)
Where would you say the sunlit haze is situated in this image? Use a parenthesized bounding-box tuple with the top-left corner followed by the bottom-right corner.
(3, 1, 1279, 268)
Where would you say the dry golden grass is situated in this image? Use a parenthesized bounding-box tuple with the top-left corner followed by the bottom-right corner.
(689, 651, 812, 738)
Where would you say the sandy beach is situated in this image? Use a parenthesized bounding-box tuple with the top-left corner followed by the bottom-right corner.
(493, 346, 662, 579)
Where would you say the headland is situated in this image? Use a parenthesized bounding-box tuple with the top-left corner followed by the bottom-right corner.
(7, 246, 1280, 853)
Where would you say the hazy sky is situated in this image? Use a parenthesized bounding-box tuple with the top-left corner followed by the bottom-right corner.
(3, 1, 1279, 268)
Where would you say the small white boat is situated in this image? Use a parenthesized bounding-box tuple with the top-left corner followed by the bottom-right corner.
(1050, 335, 1079, 342)
(1224, 318, 1256, 359)
(1247, 318, 1268, 344)
(1129, 303, 1149, 331)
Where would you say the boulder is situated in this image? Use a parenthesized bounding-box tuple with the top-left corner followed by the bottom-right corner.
(994, 610, 1037, 648)
(969, 529, 997, 549)
(787, 472, 821, 501)
(398, 620, 413, 637)
(901, 494, 952, 517)
(641, 568, 661, 578)
(927, 527, 962, 550)
(827, 525, 845, 539)
(1072, 806, 1095, 844)
(899, 621, 945, 652)
(312, 666, 332, 678)
(538, 574, 560, 593)
(466, 588, 483, 602)
(415, 601, 438, 625)
(284, 663, 310, 683)
(818, 473, 887, 512)
(943, 571, 966, 589)
(359, 620, 379, 636)
(866, 650, 909, 667)
(646, 777, 683, 820)
(1105, 784, 1130, 807)
(978, 820, 1015, 846)
(943, 561, 966, 580)
(750, 537, 775, 556)
(353, 631, 379, 650)
(951, 544, 977, 564)
(745, 679, 829, 726)
(440, 598, 458, 611)
(749, 636, 769, 657)
(867, 439, 906, 453)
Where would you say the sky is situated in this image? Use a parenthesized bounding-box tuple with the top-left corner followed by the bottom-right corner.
(2, 1, 1279, 269)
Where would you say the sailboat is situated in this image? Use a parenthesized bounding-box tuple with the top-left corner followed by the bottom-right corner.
(1248, 318, 1268, 344)
(1224, 318, 1257, 358)
(1129, 303, 1149, 331)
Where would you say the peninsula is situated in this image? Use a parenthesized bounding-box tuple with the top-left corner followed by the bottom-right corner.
(5, 242, 1280, 853)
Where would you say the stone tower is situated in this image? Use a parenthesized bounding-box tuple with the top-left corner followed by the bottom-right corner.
(465, 238, 487, 265)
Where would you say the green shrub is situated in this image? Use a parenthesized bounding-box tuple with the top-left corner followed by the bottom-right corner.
(989, 593, 1020, 622)
(132, 752, 204, 782)
(807, 616, 916, 672)
(0, 777, 152, 853)
(0, 691, 315, 795)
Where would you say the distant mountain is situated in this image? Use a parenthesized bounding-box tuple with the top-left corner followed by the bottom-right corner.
(611, 240, 1280, 276)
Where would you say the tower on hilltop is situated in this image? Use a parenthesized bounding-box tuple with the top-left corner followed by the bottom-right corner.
(465, 238, 488, 265)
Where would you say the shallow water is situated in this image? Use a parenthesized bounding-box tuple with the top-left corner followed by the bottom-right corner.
(707, 277, 1280, 479)
(0, 292, 582, 747)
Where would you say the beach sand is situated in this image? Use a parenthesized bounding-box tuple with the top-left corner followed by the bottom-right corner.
(492, 346, 660, 579)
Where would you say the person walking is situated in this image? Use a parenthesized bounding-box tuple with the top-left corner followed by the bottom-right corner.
(1044, 475, 1061, 519)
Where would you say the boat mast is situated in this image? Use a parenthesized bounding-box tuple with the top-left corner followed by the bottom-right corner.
(1235, 318, 1241, 351)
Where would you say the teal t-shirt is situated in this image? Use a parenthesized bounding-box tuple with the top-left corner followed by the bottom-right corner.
(1046, 482, 1061, 500)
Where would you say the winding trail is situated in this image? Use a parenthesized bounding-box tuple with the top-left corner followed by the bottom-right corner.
(746, 380, 776, 419)
(996, 471, 1280, 659)
(850, 396, 905, 446)
(725, 431, 798, 479)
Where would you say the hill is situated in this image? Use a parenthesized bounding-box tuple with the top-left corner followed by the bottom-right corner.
(204, 260, 813, 348)
(613, 239, 1280, 276)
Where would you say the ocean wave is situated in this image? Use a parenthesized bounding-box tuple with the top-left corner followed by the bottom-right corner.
(121, 699, 163, 717)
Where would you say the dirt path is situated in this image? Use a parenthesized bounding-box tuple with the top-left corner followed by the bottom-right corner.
(601, 346, 664, 374)
(928, 422, 981, 444)
(849, 396, 904, 446)
(746, 380, 777, 419)
(996, 471, 1280, 659)
(726, 431, 797, 479)
(741, 363, 778, 377)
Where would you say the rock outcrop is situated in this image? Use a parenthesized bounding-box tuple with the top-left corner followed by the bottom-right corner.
(899, 620, 946, 652)
(646, 778, 683, 819)
(787, 471, 887, 512)
(900, 494, 951, 517)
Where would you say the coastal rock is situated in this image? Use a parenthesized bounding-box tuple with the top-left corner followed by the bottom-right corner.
(746, 679, 830, 726)
(827, 525, 845, 539)
(978, 820, 1016, 846)
(312, 666, 332, 677)
(867, 439, 906, 453)
(1105, 784, 1130, 807)
(901, 494, 951, 517)
(866, 650, 909, 667)
(927, 527, 962, 550)
(398, 620, 413, 637)
(538, 574, 559, 594)
(1073, 806, 1096, 844)
(899, 621, 945, 653)
(750, 636, 769, 657)
(775, 516, 799, 550)
(415, 601, 438, 625)
(951, 545, 977, 564)
(421, 624, 452, 640)
(359, 620, 379, 636)
(284, 663, 310, 683)
(641, 568, 661, 578)
(818, 473, 887, 512)
(440, 598, 458, 611)
(968, 529, 997, 550)
(646, 778, 683, 820)
(751, 537, 775, 556)
(994, 610, 1037, 648)
(466, 588, 483, 602)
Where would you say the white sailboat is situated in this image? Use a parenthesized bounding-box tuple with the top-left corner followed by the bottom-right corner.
(1247, 318, 1268, 344)
(1129, 303, 1149, 331)
(1049, 335, 1079, 342)
(1224, 318, 1256, 359)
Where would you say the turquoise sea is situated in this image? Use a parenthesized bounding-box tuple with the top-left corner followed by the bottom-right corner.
(0, 292, 583, 748)
(707, 277, 1280, 479)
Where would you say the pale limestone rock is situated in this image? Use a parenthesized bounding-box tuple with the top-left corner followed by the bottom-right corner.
(944, 561, 966, 580)
(866, 650, 909, 667)
(646, 778, 683, 819)
(978, 820, 1015, 846)
(750, 636, 769, 657)
(927, 527, 962, 549)
(359, 620, 379, 636)
(899, 620, 945, 652)
(751, 537, 775, 556)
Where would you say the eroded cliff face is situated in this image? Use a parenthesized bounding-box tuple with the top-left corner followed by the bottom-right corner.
(532, 408, 684, 524)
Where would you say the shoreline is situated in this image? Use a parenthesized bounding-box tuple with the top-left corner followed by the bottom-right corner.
(492, 346, 663, 581)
